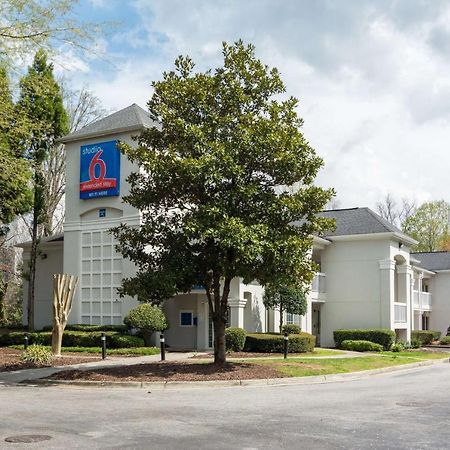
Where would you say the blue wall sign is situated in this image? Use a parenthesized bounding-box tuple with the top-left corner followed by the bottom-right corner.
(80, 140, 120, 199)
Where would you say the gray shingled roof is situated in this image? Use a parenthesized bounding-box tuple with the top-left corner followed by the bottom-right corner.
(60, 103, 157, 143)
(318, 207, 405, 236)
(411, 252, 450, 271)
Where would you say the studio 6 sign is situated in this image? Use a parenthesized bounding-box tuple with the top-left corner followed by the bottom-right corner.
(80, 140, 120, 199)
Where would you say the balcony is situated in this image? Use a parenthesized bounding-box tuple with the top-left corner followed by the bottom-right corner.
(311, 272, 326, 302)
(412, 290, 432, 311)
(394, 302, 407, 323)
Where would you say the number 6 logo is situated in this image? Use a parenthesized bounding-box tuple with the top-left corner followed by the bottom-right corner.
(89, 150, 106, 180)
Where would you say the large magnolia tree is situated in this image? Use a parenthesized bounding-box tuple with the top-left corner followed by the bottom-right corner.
(112, 41, 334, 364)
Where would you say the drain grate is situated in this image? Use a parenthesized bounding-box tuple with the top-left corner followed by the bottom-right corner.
(4, 435, 52, 443)
(396, 401, 431, 408)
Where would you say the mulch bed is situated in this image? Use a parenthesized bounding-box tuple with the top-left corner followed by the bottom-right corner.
(0, 347, 101, 372)
(46, 361, 285, 382)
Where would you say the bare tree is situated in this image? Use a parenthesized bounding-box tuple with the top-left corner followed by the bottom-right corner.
(377, 193, 398, 225)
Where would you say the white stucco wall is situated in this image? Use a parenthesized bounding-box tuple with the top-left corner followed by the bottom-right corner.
(320, 237, 394, 347)
(429, 271, 450, 336)
(63, 132, 141, 326)
(22, 243, 63, 330)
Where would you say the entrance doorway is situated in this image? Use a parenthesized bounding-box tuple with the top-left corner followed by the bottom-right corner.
(312, 304, 321, 347)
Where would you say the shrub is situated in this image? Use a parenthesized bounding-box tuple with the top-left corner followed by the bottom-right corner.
(282, 324, 302, 335)
(42, 324, 128, 332)
(411, 330, 434, 346)
(439, 336, 450, 345)
(225, 327, 246, 352)
(0, 331, 144, 349)
(341, 340, 383, 352)
(244, 332, 315, 353)
(410, 339, 421, 349)
(124, 304, 168, 346)
(333, 329, 395, 351)
(21, 345, 53, 366)
(431, 330, 442, 341)
(391, 343, 404, 352)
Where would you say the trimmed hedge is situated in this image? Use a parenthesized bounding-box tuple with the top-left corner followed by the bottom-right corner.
(439, 336, 450, 345)
(411, 330, 434, 346)
(281, 324, 302, 335)
(244, 332, 315, 353)
(42, 324, 128, 332)
(432, 330, 442, 341)
(341, 340, 383, 352)
(225, 327, 247, 352)
(334, 329, 395, 351)
(0, 331, 144, 348)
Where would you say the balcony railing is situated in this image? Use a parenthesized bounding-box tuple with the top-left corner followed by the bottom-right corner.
(311, 272, 326, 293)
(394, 302, 407, 323)
(412, 290, 432, 310)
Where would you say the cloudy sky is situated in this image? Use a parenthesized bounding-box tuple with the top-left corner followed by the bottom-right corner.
(65, 0, 450, 209)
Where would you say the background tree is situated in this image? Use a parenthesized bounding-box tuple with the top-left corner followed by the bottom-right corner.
(16, 50, 68, 330)
(0, 0, 106, 68)
(403, 200, 450, 252)
(112, 41, 334, 364)
(376, 193, 416, 230)
(263, 285, 307, 333)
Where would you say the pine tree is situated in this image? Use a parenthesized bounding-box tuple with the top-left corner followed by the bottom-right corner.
(16, 50, 68, 330)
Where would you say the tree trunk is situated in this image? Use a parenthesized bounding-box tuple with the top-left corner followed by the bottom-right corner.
(142, 329, 152, 347)
(27, 197, 39, 332)
(51, 274, 78, 356)
(211, 275, 231, 365)
(213, 317, 226, 364)
(279, 305, 284, 334)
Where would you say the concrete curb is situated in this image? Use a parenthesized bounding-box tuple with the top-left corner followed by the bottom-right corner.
(22, 357, 449, 390)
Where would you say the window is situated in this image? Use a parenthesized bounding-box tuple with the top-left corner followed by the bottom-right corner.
(180, 311, 194, 327)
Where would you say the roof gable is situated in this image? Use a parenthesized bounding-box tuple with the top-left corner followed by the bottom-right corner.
(60, 103, 157, 143)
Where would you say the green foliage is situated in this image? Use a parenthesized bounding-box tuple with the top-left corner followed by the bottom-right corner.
(410, 339, 421, 349)
(111, 40, 334, 363)
(341, 340, 383, 352)
(42, 324, 128, 332)
(431, 330, 442, 341)
(333, 329, 395, 351)
(403, 200, 450, 251)
(411, 330, 434, 346)
(21, 344, 52, 366)
(124, 304, 168, 332)
(0, 331, 144, 348)
(0, 67, 32, 226)
(244, 332, 315, 353)
(391, 343, 405, 352)
(225, 327, 247, 352)
(282, 324, 302, 334)
(439, 336, 450, 345)
(263, 285, 307, 330)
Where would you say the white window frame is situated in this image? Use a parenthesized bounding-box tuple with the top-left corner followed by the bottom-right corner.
(179, 310, 194, 327)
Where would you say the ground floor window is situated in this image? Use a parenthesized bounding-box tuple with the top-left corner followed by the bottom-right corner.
(180, 311, 194, 327)
(422, 315, 429, 330)
(286, 313, 301, 325)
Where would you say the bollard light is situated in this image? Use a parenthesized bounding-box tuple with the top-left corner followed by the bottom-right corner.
(101, 332, 107, 360)
(283, 332, 289, 359)
(24, 334, 29, 350)
(160, 333, 166, 361)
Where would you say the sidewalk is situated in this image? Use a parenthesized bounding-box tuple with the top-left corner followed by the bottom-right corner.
(0, 351, 196, 385)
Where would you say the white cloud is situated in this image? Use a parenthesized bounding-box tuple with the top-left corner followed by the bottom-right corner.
(72, 0, 450, 209)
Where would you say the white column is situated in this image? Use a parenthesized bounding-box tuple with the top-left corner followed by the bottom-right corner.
(379, 259, 396, 330)
(397, 264, 413, 342)
(228, 297, 247, 329)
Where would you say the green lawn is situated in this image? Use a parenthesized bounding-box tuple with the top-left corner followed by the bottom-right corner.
(250, 352, 447, 377)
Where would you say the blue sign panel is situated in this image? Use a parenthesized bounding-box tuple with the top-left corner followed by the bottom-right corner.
(80, 140, 120, 199)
